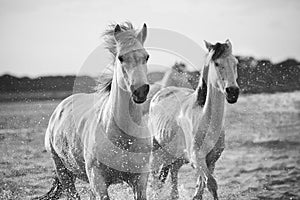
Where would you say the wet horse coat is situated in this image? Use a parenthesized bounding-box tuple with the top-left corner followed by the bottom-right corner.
(39, 22, 151, 200)
(149, 40, 239, 200)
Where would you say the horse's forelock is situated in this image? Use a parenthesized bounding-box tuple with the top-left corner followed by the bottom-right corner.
(211, 43, 231, 60)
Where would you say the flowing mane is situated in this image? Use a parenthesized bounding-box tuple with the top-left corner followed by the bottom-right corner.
(102, 21, 139, 58)
(95, 22, 139, 94)
(95, 73, 113, 93)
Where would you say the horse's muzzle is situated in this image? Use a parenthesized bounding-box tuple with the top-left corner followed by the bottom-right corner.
(132, 84, 150, 104)
(225, 86, 239, 104)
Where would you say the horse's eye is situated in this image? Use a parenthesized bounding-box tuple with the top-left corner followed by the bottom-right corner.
(118, 55, 124, 63)
(215, 62, 219, 67)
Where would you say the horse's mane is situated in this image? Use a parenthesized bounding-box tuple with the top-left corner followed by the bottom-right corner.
(95, 22, 138, 94)
(196, 77, 207, 107)
(95, 73, 113, 93)
(102, 21, 138, 59)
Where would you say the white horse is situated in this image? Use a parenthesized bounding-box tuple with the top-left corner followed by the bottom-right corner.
(38, 22, 151, 200)
(149, 40, 239, 200)
(143, 63, 196, 115)
(158, 63, 196, 89)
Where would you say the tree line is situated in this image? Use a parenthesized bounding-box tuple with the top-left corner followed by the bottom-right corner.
(0, 57, 299, 101)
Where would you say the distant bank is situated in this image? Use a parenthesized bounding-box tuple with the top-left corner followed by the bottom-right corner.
(1, 57, 299, 102)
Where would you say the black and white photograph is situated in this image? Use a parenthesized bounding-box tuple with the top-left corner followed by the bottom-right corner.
(0, 0, 299, 199)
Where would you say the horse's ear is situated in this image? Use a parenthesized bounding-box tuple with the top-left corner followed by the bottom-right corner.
(137, 23, 147, 45)
(204, 40, 214, 51)
(226, 39, 232, 50)
(114, 24, 122, 40)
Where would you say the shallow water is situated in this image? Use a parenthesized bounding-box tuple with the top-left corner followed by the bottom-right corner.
(0, 92, 299, 199)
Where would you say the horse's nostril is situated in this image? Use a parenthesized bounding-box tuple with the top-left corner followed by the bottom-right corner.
(143, 84, 150, 95)
(134, 84, 149, 99)
(225, 87, 230, 94)
(225, 87, 239, 97)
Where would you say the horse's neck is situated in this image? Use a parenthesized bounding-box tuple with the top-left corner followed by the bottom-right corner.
(191, 69, 225, 133)
(107, 73, 148, 137)
(202, 83, 225, 126)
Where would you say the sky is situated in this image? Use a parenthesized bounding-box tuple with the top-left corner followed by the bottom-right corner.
(0, 0, 299, 77)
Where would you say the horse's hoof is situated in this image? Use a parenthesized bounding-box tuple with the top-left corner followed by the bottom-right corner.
(192, 196, 202, 200)
(99, 195, 110, 200)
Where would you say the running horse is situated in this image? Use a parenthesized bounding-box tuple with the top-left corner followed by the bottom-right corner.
(37, 22, 151, 200)
(149, 40, 239, 199)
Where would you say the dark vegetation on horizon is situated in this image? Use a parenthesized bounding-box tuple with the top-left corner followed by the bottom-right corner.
(0, 57, 299, 102)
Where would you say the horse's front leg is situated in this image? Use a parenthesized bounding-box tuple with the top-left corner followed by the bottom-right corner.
(150, 150, 163, 181)
(133, 172, 149, 200)
(193, 175, 205, 200)
(150, 146, 171, 190)
(192, 158, 209, 200)
(86, 163, 109, 200)
(170, 159, 185, 199)
(205, 131, 224, 200)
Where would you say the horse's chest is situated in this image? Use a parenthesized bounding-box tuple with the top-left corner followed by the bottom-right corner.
(107, 129, 151, 153)
(89, 126, 152, 173)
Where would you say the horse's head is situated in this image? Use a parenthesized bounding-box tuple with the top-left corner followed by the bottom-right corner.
(204, 40, 239, 104)
(113, 23, 150, 104)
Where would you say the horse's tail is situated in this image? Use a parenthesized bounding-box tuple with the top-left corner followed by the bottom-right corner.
(31, 174, 63, 200)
